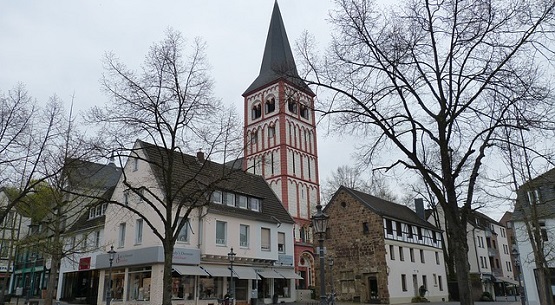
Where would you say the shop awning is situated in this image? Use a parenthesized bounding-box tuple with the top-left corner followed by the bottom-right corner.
(256, 269, 283, 279)
(201, 265, 233, 277)
(232, 266, 260, 280)
(275, 269, 303, 279)
(173, 265, 209, 276)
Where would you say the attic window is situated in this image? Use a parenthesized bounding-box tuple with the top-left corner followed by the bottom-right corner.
(249, 197, 261, 211)
(211, 191, 222, 204)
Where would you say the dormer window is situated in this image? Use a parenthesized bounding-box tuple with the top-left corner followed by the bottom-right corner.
(287, 98, 297, 114)
(266, 97, 276, 113)
(211, 190, 222, 204)
(224, 192, 235, 206)
(252, 103, 262, 120)
(249, 197, 261, 211)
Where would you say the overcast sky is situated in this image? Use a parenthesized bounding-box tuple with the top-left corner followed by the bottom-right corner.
(0, 0, 361, 194)
(0, 0, 512, 220)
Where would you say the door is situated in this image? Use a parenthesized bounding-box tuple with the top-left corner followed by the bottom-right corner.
(367, 275, 379, 303)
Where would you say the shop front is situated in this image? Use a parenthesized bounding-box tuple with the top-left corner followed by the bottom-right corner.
(96, 247, 301, 305)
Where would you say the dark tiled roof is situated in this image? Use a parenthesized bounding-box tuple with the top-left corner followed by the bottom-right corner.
(335, 186, 437, 230)
(513, 167, 555, 220)
(139, 140, 294, 224)
(65, 159, 122, 191)
(243, 1, 314, 96)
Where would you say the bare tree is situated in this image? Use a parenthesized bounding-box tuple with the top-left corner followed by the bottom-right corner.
(321, 165, 397, 204)
(500, 124, 555, 305)
(87, 29, 242, 305)
(298, 0, 555, 304)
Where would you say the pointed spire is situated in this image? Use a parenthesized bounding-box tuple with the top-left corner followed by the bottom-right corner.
(243, 1, 314, 96)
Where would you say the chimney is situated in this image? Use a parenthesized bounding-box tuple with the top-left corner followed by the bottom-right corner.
(197, 150, 205, 163)
(415, 198, 425, 220)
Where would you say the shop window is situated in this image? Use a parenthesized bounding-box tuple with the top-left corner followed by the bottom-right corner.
(274, 277, 291, 297)
(199, 276, 223, 299)
(104, 269, 126, 301)
(266, 97, 276, 113)
(252, 103, 262, 120)
(127, 267, 152, 301)
(172, 274, 196, 300)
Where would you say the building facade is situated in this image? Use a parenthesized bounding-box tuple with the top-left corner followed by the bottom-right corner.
(513, 167, 555, 305)
(323, 186, 448, 304)
(428, 206, 517, 301)
(98, 140, 299, 305)
(242, 2, 319, 289)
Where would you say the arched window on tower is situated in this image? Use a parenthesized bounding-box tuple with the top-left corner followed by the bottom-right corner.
(266, 97, 276, 113)
(252, 103, 262, 120)
(288, 98, 297, 114)
(300, 103, 309, 119)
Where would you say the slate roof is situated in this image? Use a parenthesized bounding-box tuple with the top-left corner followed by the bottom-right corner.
(513, 167, 555, 221)
(65, 160, 122, 232)
(243, 1, 314, 96)
(332, 186, 438, 230)
(139, 140, 294, 225)
(65, 158, 122, 191)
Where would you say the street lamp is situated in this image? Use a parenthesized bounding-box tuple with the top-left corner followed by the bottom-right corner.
(106, 246, 117, 305)
(25, 253, 37, 304)
(228, 248, 236, 305)
(511, 248, 525, 305)
(311, 204, 329, 305)
(328, 257, 335, 305)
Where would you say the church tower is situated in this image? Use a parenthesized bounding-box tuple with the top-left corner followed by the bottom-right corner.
(243, 1, 320, 287)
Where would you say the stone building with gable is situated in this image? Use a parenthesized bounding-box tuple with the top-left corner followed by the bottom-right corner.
(322, 186, 448, 304)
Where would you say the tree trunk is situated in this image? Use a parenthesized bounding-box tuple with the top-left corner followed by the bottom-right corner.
(445, 209, 473, 305)
(44, 253, 60, 305)
(162, 241, 174, 305)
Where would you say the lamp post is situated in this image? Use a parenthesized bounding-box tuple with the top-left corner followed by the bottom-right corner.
(228, 248, 236, 305)
(25, 253, 37, 304)
(311, 204, 329, 305)
(106, 246, 116, 305)
(511, 248, 525, 305)
(328, 257, 335, 305)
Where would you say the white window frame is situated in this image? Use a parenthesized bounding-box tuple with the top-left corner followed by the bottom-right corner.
(177, 217, 189, 243)
(261, 228, 271, 251)
(278, 232, 285, 253)
(135, 219, 143, 245)
(240, 224, 249, 248)
(216, 221, 227, 246)
(119, 223, 126, 248)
